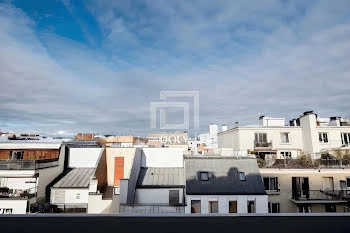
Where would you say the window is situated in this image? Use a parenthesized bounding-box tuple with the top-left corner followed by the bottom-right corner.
(280, 151, 291, 158)
(347, 177, 350, 188)
(229, 201, 237, 213)
(319, 133, 329, 143)
(280, 133, 290, 143)
(325, 204, 336, 212)
(247, 201, 255, 213)
(264, 177, 278, 191)
(297, 204, 311, 213)
(209, 201, 218, 213)
(322, 177, 334, 190)
(191, 200, 201, 214)
(239, 172, 246, 181)
(341, 133, 350, 145)
(200, 172, 209, 181)
(340, 180, 346, 190)
(76, 193, 80, 200)
(255, 133, 267, 143)
(9, 151, 24, 160)
(169, 190, 180, 205)
(0, 208, 12, 214)
(268, 203, 280, 213)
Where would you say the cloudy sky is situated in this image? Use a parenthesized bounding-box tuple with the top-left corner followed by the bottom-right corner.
(0, 0, 350, 136)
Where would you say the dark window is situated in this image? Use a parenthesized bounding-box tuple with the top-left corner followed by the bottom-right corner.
(209, 201, 218, 213)
(247, 201, 255, 213)
(325, 204, 336, 212)
(341, 133, 350, 145)
(229, 201, 237, 213)
(9, 151, 24, 160)
(200, 172, 209, 181)
(340, 180, 346, 190)
(239, 172, 246, 181)
(347, 177, 350, 188)
(169, 190, 180, 205)
(319, 133, 329, 143)
(297, 204, 311, 213)
(191, 200, 201, 214)
(271, 203, 280, 213)
(264, 177, 278, 191)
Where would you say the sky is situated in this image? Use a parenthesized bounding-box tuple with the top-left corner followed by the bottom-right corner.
(0, 0, 350, 136)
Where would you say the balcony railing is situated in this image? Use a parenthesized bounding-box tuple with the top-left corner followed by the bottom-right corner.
(0, 187, 36, 199)
(254, 141, 272, 148)
(292, 190, 347, 201)
(0, 159, 59, 170)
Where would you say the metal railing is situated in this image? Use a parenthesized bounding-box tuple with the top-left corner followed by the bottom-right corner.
(0, 187, 36, 199)
(0, 159, 59, 170)
(261, 158, 350, 168)
(254, 141, 272, 148)
(292, 190, 346, 201)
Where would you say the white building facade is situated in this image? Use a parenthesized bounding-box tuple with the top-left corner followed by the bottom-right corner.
(218, 111, 350, 158)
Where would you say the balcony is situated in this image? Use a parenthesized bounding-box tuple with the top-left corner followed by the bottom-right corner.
(0, 159, 59, 170)
(291, 190, 348, 203)
(254, 141, 272, 149)
(0, 187, 36, 199)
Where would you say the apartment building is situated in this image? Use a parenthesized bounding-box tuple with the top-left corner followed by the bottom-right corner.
(185, 157, 268, 214)
(0, 141, 64, 214)
(260, 166, 350, 213)
(218, 111, 350, 158)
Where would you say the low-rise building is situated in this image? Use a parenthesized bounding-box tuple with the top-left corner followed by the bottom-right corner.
(50, 140, 104, 213)
(185, 157, 268, 214)
(119, 148, 185, 214)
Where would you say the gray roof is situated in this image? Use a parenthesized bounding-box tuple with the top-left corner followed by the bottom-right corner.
(185, 157, 266, 195)
(137, 167, 185, 188)
(52, 168, 95, 188)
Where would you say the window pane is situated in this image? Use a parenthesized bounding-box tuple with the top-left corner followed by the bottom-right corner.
(200, 172, 209, 181)
(191, 200, 201, 213)
(323, 133, 328, 143)
(270, 178, 277, 190)
(229, 201, 237, 213)
(209, 201, 218, 213)
(239, 172, 246, 181)
(272, 203, 280, 213)
(264, 178, 269, 190)
(247, 201, 255, 213)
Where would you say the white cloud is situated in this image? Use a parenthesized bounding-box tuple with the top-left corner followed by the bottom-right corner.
(0, 1, 350, 135)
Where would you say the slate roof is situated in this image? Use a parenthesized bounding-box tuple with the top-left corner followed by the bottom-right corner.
(185, 157, 266, 195)
(52, 168, 95, 188)
(137, 167, 185, 188)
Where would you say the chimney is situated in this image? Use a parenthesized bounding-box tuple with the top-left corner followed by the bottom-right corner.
(221, 124, 227, 132)
(210, 124, 218, 135)
(329, 117, 341, 127)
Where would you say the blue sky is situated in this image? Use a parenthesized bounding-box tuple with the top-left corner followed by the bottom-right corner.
(0, 0, 350, 136)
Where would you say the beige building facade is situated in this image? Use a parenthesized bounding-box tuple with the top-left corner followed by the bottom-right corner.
(260, 168, 350, 213)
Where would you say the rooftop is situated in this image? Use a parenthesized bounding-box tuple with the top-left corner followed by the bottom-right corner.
(52, 168, 95, 188)
(137, 167, 185, 188)
(185, 157, 266, 195)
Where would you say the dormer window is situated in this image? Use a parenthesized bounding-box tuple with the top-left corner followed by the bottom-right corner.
(239, 172, 246, 181)
(200, 172, 209, 181)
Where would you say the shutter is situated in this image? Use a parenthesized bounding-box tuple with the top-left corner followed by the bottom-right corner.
(169, 190, 180, 205)
(114, 157, 124, 186)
